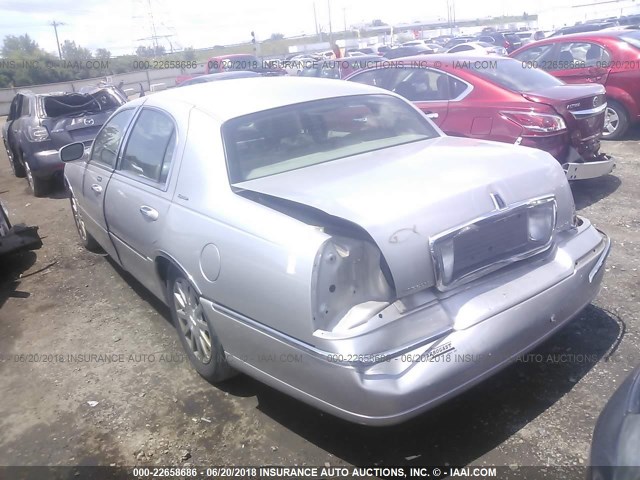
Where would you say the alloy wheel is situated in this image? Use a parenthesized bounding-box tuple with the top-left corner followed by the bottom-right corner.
(172, 279, 212, 363)
(70, 193, 88, 242)
(603, 106, 619, 137)
(24, 162, 34, 190)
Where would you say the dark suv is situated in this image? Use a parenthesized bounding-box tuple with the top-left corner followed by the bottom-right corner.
(476, 32, 522, 53)
(2, 86, 126, 196)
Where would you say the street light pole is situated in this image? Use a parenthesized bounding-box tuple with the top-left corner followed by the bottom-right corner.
(51, 20, 64, 59)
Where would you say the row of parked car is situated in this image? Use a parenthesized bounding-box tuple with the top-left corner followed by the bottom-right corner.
(5, 28, 638, 199)
(0, 25, 637, 473)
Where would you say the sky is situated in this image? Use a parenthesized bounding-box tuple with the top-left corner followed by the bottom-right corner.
(0, 0, 638, 56)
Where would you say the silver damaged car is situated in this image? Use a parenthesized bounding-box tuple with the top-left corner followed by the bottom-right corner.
(60, 77, 610, 426)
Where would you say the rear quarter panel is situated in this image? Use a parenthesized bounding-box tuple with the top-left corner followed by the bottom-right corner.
(158, 107, 329, 345)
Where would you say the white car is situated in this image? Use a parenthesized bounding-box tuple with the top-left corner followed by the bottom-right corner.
(446, 41, 507, 55)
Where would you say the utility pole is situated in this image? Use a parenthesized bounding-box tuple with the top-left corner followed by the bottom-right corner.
(343, 7, 347, 33)
(313, 2, 319, 37)
(327, 0, 333, 45)
(147, 0, 159, 52)
(51, 21, 64, 59)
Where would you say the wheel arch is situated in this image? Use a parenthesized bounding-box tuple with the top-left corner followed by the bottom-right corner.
(605, 87, 636, 119)
(155, 253, 204, 301)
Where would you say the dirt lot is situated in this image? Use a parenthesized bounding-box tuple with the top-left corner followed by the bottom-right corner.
(0, 126, 638, 471)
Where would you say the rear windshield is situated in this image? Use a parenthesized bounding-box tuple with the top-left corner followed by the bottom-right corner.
(620, 31, 640, 49)
(223, 94, 438, 183)
(465, 58, 565, 92)
(42, 89, 123, 118)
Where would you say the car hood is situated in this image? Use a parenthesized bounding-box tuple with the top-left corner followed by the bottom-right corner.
(234, 136, 573, 296)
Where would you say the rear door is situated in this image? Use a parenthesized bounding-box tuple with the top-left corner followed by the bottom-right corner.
(3, 95, 21, 154)
(104, 107, 180, 299)
(9, 95, 29, 151)
(80, 108, 136, 260)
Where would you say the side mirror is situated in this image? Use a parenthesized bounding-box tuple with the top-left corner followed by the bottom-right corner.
(60, 142, 85, 162)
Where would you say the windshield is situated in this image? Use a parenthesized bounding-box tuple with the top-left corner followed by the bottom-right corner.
(465, 58, 565, 92)
(620, 31, 640, 49)
(224, 94, 438, 183)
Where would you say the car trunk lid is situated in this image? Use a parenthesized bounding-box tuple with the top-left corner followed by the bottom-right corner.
(522, 84, 607, 146)
(234, 136, 573, 296)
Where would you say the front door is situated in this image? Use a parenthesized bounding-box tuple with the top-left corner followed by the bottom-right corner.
(80, 108, 136, 260)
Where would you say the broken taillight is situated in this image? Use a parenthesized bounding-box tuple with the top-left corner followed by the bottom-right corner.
(499, 111, 567, 136)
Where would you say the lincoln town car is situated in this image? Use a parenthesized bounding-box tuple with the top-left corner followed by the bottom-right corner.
(59, 77, 610, 425)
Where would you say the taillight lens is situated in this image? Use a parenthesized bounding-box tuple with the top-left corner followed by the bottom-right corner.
(500, 110, 567, 136)
(27, 125, 49, 142)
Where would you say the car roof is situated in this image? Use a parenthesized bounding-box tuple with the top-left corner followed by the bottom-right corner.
(134, 76, 392, 122)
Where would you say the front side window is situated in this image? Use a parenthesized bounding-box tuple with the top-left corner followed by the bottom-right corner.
(119, 109, 176, 184)
(90, 109, 135, 168)
(224, 94, 438, 183)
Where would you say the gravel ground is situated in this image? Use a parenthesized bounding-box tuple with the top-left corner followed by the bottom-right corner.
(0, 124, 638, 471)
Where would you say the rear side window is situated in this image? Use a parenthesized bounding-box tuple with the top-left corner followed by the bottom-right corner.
(20, 96, 30, 116)
(120, 109, 177, 184)
(388, 68, 462, 101)
(465, 59, 565, 92)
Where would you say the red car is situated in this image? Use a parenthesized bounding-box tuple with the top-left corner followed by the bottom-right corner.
(346, 55, 614, 180)
(511, 30, 640, 139)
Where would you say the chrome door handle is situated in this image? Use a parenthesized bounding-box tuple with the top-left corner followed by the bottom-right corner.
(91, 184, 103, 193)
(139, 205, 159, 221)
(425, 111, 439, 119)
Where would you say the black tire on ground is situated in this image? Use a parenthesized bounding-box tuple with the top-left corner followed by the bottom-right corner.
(68, 188, 100, 251)
(9, 148, 26, 178)
(167, 268, 236, 383)
(603, 100, 630, 141)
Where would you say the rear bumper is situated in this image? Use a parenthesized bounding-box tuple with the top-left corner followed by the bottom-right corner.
(563, 154, 616, 181)
(30, 149, 64, 177)
(203, 219, 610, 425)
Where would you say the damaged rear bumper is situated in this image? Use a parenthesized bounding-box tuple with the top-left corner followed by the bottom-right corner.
(201, 218, 610, 425)
(0, 224, 43, 256)
(563, 154, 616, 181)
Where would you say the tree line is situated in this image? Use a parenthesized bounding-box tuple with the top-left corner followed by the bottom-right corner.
(0, 34, 197, 89)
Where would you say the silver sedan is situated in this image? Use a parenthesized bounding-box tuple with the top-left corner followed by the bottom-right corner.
(60, 77, 610, 425)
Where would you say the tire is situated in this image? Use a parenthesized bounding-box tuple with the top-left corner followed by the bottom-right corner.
(9, 148, 26, 178)
(167, 268, 236, 383)
(603, 100, 630, 140)
(68, 188, 100, 251)
(24, 160, 51, 197)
